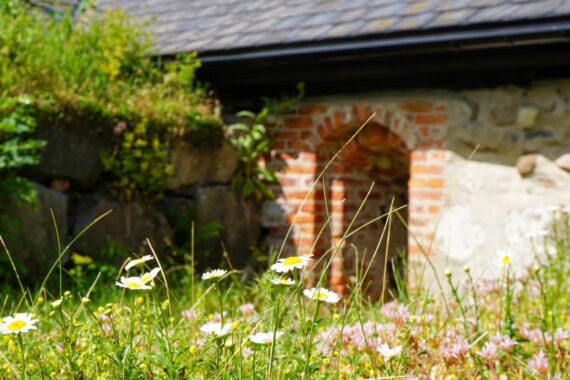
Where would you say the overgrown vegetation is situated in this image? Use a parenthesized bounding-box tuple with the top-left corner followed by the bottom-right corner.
(0, 96, 45, 228)
(0, 0, 223, 199)
(0, 205, 569, 379)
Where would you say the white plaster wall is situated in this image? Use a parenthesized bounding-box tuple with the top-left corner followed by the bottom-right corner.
(424, 153, 570, 288)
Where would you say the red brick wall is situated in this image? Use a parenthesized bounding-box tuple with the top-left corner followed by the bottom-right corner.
(263, 100, 448, 295)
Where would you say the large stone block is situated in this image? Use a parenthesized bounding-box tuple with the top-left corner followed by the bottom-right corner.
(195, 186, 260, 266)
(167, 140, 239, 190)
(24, 125, 107, 189)
(428, 152, 570, 292)
(1, 182, 68, 279)
(71, 193, 172, 261)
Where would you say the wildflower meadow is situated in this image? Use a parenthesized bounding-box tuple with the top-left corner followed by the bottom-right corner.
(0, 206, 569, 380)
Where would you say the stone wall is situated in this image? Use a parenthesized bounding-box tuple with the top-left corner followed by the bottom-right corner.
(4, 132, 260, 279)
(264, 79, 570, 294)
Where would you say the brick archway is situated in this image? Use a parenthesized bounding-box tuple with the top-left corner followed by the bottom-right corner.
(265, 100, 447, 297)
(316, 121, 410, 297)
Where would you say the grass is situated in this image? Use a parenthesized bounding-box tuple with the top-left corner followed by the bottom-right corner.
(0, 204, 568, 379)
(0, 115, 569, 379)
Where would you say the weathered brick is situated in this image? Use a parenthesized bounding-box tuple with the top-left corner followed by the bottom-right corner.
(414, 114, 448, 125)
(409, 177, 445, 188)
(285, 116, 313, 129)
(285, 190, 314, 200)
(288, 213, 323, 224)
(333, 111, 345, 127)
(399, 101, 433, 113)
(352, 103, 372, 120)
(330, 190, 346, 200)
(298, 152, 318, 161)
(410, 164, 444, 175)
(429, 150, 447, 160)
(299, 105, 327, 115)
(428, 205, 441, 214)
(288, 141, 312, 150)
(284, 165, 316, 174)
(410, 150, 428, 161)
(299, 131, 316, 140)
(409, 190, 442, 200)
(275, 130, 299, 140)
(408, 243, 432, 256)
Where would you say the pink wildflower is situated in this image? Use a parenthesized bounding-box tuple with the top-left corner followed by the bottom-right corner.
(528, 350, 549, 375)
(479, 341, 498, 362)
(181, 309, 197, 321)
(238, 303, 255, 317)
(554, 328, 569, 347)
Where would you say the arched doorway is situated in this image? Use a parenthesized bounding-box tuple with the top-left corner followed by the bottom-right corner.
(313, 122, 410, 299)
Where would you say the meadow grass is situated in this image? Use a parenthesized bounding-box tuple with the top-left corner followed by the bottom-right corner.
(0, 117, 568, 379)
(0, 204, 569, 380)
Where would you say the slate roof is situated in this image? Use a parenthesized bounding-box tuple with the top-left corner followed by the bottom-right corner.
(92, 0, 570, 55)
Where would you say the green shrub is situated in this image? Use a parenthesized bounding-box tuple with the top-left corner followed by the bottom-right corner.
(0, 95, 46, 218)
(0, 0, 224, 198)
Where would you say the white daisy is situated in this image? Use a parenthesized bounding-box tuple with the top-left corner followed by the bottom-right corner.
(377, 343, 402, 361)
(270, 278, 295, 286)
(200, 321, 233, 337)
(271, 255, 312, 273)
(140, 267, 161, 284)
(201, 269, 227, 280)
(0, 313, 38, 334)
(51, 298, 63, 308)
(248, 331, 284, 345)
(125, 255, 154, 271)
(303, 288, 341, 304)
(115, 276, 152, 290)
(496, 249, 512, 269)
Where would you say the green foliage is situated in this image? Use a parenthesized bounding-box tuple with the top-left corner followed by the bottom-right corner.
(0, 95, 46, 221)
(0, 0, 224, 198)
(0, 95, 45, 286)
(102, 120, 173, 198)
(229, 109, 278, 200)
(229, 84, 305, 200)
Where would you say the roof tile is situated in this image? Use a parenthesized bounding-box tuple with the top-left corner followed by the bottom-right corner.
(89, 0, 570, 55)
(430, 9, 477, 27)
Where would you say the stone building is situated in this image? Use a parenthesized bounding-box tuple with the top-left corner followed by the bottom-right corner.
(98, 0, 570, 293)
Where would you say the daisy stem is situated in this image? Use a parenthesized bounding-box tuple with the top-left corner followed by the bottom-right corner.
(503, 267, 514, 338)
(267, 289, 282, 379)
(251, 346, 257, 380)
(466, 270, 480, 331)
(303, 299, 321, 379)
(216, 281, 224, 327)
(16, 333, 26, 380)
(292, 270, 304, 328)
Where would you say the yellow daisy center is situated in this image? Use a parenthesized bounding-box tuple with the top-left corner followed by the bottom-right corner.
(127, 281, 141, 288)
(313, 292, 328, 300)
(283, 256, 302, 266)
(501, 256, 511, 265)
(7, 320, 26, 331)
